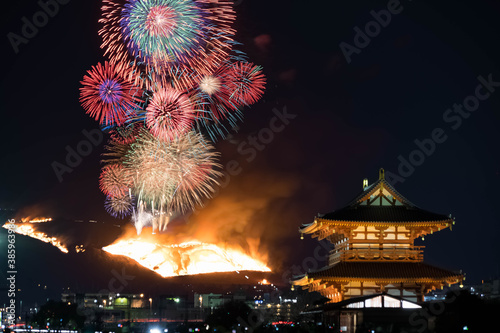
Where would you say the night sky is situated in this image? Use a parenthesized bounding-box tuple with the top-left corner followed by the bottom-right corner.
(2, 0, 500, 304)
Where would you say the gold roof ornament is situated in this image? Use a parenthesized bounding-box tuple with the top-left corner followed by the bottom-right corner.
(379, 168, 385, 180)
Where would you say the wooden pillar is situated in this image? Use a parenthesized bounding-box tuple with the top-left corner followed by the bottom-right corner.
(377, 283, 386, 294)
(419, 285, 425, 303)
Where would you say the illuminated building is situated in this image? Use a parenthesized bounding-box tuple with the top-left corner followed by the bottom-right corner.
(61, 293, 203, 324)
(292, 169, 463, 303)
(194, 293, 245, 309)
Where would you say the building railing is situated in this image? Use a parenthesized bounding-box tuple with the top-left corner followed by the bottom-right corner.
(329, 245, 424, 264)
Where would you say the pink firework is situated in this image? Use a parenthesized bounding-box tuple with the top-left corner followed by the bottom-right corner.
(227, 62, 266, 107)
(99, 164, 133, 198)
(80, 61, 143, 126)
(146, 88, 195, 141)
(144, 5, 178, 37)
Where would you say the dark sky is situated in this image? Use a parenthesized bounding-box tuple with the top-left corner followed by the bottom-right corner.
(1, 0, 500, 303)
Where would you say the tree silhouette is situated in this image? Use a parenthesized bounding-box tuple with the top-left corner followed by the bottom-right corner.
(31, 300, 85, 330)
(435, 290, 500, 332)
(205, 301, 253, 333)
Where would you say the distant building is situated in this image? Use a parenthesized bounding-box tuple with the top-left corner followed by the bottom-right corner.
(194, 293, 246, 310)
(474, 278, 500, 299)
(252, 302, 296, 323)
(61, 292, 204, 324)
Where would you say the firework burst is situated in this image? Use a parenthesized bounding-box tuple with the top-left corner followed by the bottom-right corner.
(84, 0, 266, 224)
(80, 61, 143, 126)
(100, 0, 236, 74)
(121, 0, 206, 66)
(99, 164, 133, 197)
(145, 88, 196, 141)
(227, 62, 266, 107)
(192, 63, 243, 140)
(105, 193, 134, 218)
(125, 129, 221, 214)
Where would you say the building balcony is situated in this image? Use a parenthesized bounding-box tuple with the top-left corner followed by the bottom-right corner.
(329, 246, 424, 265)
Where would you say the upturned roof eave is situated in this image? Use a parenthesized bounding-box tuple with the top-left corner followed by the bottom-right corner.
(315, 217, 454, 226)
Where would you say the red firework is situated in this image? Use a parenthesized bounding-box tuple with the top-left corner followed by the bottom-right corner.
(80, 61, 143, 126)
(227, 62, 266, 107)
(99, 164, 133, 198)
(146, 88, 195, 141)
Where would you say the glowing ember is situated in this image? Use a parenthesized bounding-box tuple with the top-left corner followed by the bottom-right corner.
(103, 239, 271, 277)
(2, 223, 68, 253)
(75, 245, 86, 253)
(20, 217, 53, 223)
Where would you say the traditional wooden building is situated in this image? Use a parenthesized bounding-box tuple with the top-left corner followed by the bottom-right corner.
(292, 169, 463, 303)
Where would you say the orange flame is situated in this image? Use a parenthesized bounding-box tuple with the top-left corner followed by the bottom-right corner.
(103, 237, 271, 277)
(2, 220, 68, 253)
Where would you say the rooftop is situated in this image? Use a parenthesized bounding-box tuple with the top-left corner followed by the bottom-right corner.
(305, 169, 453, 226)
(296, 262, 462, 283)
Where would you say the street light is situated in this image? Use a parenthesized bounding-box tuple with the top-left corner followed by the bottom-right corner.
(149, 298, 153, 321)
